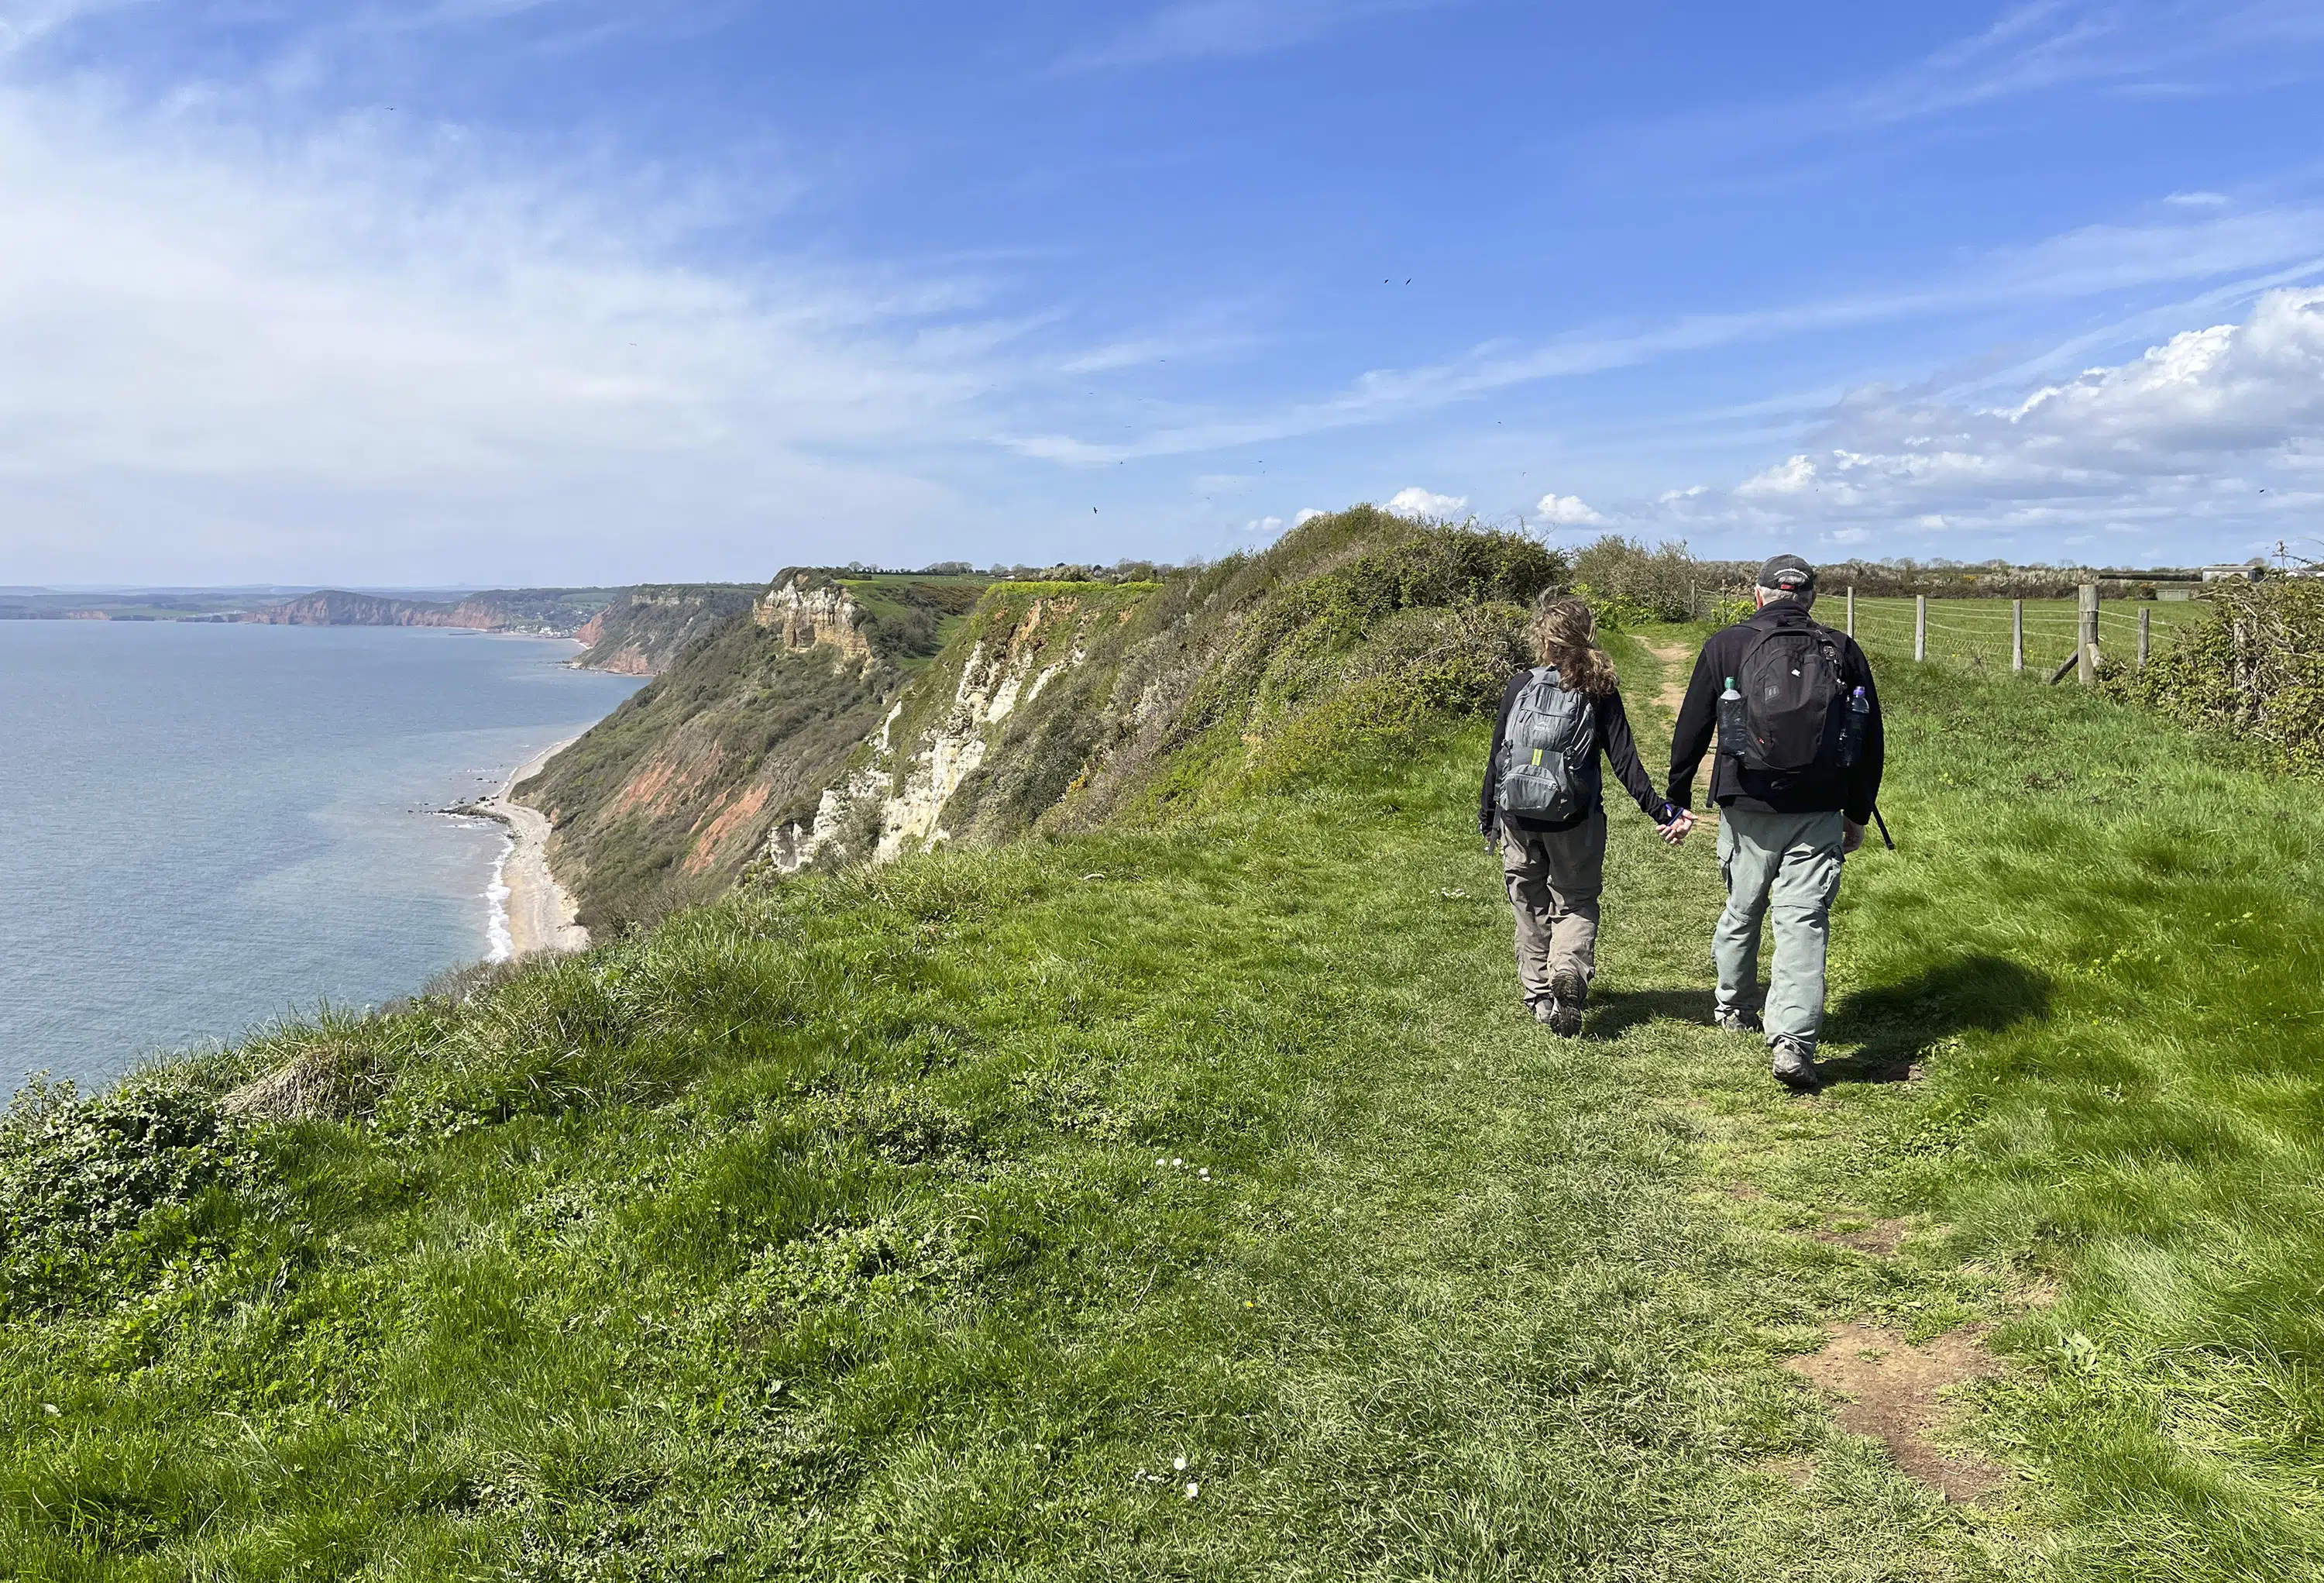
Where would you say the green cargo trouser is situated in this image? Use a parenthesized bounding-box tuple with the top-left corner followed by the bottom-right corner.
(1498, 807, 1606, 1010)
(1715, 807, 1845, 1053)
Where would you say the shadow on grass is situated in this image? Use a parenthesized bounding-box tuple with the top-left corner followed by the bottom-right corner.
(1817, 954, 2054, 1086)
(1587, 986, 1719, 1040)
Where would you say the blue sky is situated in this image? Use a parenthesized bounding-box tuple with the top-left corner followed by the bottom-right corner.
(2, 1, 2321, 583)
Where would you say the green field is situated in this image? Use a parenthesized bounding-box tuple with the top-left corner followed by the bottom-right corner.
(1841, 596, 2209, 676)
(5, 563, 2319, 1575)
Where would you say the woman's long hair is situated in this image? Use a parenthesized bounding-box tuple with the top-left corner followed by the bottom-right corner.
(1530, 594, 1619, 697)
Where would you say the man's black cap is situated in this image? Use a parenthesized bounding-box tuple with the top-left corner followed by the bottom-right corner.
(1756, 554, 1817, 594)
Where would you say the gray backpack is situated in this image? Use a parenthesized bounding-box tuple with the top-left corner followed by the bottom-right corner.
(1495, 667, 1600, 824)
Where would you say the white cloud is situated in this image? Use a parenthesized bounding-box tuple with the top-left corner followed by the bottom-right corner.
(1656, 285, 2324, 549)
(1293, 506, 1326, 525)
(1385, 487, 1466, 519)
(1243, 514, 1284, 538)
(0, 84, 1021, 581)
(2167, 191, 2231, 207)
(1532, 492, 1603, 526)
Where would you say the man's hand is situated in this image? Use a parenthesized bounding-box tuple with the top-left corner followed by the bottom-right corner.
(1842, 817, 1865, 855)
(1661, 809, 1696, 848)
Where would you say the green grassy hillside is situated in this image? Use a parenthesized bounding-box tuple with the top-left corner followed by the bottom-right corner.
(5, 524, 2321, 1579)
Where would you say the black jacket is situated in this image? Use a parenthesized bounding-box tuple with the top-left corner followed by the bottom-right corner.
(1480, 674, 1675, 837)
(1666, 602, 1885, 822)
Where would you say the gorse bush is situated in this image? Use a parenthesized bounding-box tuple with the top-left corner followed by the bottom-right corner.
(1570, 534, 1700, 625)
(2105, 580, 2324, 779)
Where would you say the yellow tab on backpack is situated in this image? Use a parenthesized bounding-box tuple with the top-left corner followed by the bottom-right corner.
(1531, 748, 1543, 766)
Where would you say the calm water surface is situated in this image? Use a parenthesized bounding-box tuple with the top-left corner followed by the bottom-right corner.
(0, 622, 644, 1097)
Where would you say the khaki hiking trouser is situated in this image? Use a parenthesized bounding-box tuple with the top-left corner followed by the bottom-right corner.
(1715, 806, 1846, 1054)
(1497, 807, 1605, 1010)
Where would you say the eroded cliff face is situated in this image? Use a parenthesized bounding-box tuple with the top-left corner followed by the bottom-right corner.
(572, 586, 759, 676)
(526, 514, 1554, 923)
(755, 574, 872, 661)
(768, 590, 1128, 869)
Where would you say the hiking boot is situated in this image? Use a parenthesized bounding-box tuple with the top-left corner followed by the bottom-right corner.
(1532, 999, 1558, 1025)
(1714, 1007, 1761, 1035)
(1770, 1037, 1821, 1091)
(1546, 967, 1587, 1038)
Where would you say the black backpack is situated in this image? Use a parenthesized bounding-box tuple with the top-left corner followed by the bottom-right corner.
(1496, 667, 1600, 823)
(1728, 622, 1848, 776)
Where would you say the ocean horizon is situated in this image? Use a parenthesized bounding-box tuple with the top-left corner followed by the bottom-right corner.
(0, 621, 644, 1099)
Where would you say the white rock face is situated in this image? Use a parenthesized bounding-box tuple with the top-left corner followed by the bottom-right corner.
(765, 596, 1091, 872)
(755, 574, 871, 659)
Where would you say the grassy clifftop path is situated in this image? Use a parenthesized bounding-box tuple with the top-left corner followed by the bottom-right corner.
(5, 520, 2320, 1579)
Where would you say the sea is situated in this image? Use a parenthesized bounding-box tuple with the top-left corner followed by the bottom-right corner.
(0, 621, 645, 1100)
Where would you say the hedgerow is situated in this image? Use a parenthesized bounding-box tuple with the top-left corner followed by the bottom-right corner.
(2103, 580, 2324, 779)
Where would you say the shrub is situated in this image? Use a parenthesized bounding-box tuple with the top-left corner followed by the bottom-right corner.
(0, 1072, 253, 1313)
(2105, 581, 2324, 779)
(1570, 535, 1700, 625)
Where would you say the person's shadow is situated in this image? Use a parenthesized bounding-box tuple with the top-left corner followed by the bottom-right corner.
(1587, 986, 1719, 1040)
(1815, 954, 2053, 1085)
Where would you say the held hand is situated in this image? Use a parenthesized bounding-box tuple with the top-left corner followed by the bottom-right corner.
(1842, 817, 1865, 855)
(1660, 810, 1696, 847)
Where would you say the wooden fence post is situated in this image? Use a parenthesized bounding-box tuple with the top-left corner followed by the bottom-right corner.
(2138, 606, 2150, 671)
(1690, 583, 1698, 622)
(1915, 594, 1927, 662)
(2077, 583, 2099, 686)
(1846, 586, 1855, 637)
(2011, 598, 2024, 673)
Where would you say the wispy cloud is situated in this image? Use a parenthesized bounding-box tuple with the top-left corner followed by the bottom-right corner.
(0, 81, 1024, 581)
(1587, 2, 2324, 173)
(1009, 206, 2324, 465)
(1060, 0, 1453, 71)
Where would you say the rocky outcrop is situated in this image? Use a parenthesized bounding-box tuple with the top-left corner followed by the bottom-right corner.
(755, 573, 872, 661)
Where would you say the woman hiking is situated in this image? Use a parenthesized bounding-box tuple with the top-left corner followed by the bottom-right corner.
(1480, 594, 1693, 1034)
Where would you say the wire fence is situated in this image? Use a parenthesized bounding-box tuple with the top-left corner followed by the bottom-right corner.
(1836, 594, 2209, 676)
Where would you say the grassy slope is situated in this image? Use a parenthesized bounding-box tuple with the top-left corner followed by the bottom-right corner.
(5, 635, 2320, 1579)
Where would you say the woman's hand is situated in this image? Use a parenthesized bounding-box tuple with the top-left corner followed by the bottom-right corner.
(1660, 808, 1696, 847)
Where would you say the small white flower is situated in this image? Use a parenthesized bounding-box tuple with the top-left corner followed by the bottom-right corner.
(1173, 1455, 1188, 1471)
(1154, 1158, 1165, 1167)
(1171, 1158, 1183, 1168)
(1185, 1481, 1200, 1499)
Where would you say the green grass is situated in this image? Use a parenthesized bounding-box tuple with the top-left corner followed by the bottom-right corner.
(1844, 597, 2208, 676)
(5, 633, 2321, 1579)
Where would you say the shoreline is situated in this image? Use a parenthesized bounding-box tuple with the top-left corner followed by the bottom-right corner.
(456, 738, 588, 960)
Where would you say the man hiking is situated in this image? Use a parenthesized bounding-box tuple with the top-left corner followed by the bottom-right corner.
(1667, 555, 1883, 1089)
(1482, 594, 1694, 1036)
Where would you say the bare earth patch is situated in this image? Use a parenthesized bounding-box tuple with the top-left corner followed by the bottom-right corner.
(1786, 1323, 2010, 1503)
(1640, 640, 1717, 827)
(1640, 641, 1694, 716)
(1813, 1217, 1912, 1256)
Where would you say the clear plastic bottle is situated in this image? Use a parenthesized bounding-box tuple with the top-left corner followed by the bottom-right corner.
(1717, 675, 1751, 760)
